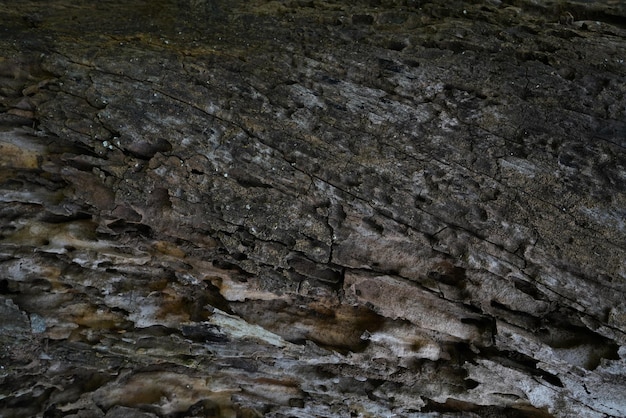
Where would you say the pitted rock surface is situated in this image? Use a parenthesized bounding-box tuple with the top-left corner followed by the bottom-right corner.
(1, 1, 625, 417)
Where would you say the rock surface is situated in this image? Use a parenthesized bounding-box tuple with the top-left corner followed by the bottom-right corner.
(1, 0, 625, 417)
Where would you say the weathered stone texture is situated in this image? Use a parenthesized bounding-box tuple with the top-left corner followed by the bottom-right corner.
(1, 0, 625, 417)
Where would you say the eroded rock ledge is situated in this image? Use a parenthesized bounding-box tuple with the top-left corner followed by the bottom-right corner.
(1, 0, 625, 417)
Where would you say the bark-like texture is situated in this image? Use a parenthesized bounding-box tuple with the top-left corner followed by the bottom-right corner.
(1, 0, 625, 417)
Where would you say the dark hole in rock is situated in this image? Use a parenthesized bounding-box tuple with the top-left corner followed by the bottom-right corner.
(423, 398, 553, 417)
(427, 260, 468, 288)
(386, 39, 407, 51)
(232, 173, 271, 189)
(124, 138, 172, 160)
(460, 316, 494, 336)
(352, 14, 374, 25)
(288, 398, 304, 408)
(540, 371, 563, 387)
(231, 252, 248, 261)
(185, 399, 221, 417)
(377, 58, 403, 73)
(464, 378, 480, 389)
(288, 255, 342, 284)
(363, 217, 384, 234)
(320, 74, 340, 84)
(106, 220, 153, 237)
(141, 325, 176, 337)
(490, 300, 509, 310)
(513, 278, 546, 301)
(0, 279, 11, 294)
(537, 318, 621, 370)
(30, 278, 51, 290)
(39, 211, 92, 223)
(181, 323, 228, 343)
(220, 358, 258, 373)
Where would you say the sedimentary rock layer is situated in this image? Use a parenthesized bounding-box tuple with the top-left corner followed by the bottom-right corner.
(1, 0, 625, 417)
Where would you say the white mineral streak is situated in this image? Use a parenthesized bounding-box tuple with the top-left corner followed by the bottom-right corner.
(208, 309, 288, 348)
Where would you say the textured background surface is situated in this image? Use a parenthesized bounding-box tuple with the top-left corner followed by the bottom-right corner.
(1, 0, 625, 416)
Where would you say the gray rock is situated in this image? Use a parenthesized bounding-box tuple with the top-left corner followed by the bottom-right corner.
(0, 0, 625, 417)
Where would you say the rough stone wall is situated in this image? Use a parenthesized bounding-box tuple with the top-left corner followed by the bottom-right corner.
(1, 0, 625, 417)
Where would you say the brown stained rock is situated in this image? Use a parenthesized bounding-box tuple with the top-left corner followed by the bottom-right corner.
(92, 371, 237, 416)
(1, 0, 626, 417)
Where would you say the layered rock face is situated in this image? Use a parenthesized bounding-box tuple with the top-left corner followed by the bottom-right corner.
(1, 0, 625, 417)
